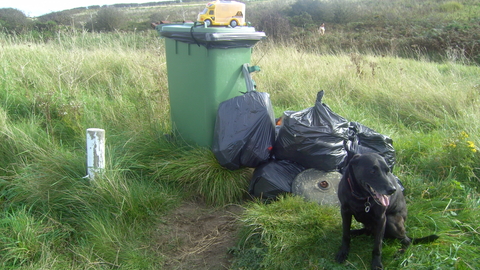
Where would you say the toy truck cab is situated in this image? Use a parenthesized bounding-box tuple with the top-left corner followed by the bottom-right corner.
(197, 0, 246, 27)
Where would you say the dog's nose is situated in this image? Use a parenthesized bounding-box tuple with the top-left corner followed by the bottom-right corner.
(386, 186, 397, 195)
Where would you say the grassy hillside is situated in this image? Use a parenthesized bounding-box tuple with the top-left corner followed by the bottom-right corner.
(2, 0, 477, 63)
(1, 1, 479, 269)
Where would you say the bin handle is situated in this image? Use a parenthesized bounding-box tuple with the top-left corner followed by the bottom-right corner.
(242, 64, 258, 93)
(190, 23, 201, 47)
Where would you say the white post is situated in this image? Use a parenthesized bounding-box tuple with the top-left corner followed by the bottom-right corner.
(86, 128, 105, 180)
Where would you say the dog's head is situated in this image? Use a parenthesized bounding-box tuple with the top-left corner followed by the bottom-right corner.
(348, 153, 397, 207)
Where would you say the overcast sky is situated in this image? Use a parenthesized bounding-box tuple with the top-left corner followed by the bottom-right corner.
(0, 0, 154, 17)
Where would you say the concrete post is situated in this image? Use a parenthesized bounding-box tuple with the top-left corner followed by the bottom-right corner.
(86, 128, 105, 180)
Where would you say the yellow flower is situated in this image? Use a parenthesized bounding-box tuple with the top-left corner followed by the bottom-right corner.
(467, 141, 475, 149)
(461, 131, 469, 138)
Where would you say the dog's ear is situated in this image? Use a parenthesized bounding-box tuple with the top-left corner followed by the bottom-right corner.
(347, 154, 361, 167)
(346, 154, 361, 181)
(350, 154, 361, 162)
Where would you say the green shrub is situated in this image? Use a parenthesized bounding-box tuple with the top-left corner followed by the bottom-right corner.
(0, 8, 30, 33)
(86, 7, 126, 32)
(247, 2, 293, 40)
(439, 1, 464, 12)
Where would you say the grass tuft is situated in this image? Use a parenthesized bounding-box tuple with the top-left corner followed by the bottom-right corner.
(233, 196, 345, 269)
(439, 1, 464, 12)
(151, 146, 253, 206)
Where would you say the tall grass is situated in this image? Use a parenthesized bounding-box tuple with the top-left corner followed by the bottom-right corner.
(0, 25, 479, 269)
(253, 42, 479, 132)
(0, 30, 177, 268)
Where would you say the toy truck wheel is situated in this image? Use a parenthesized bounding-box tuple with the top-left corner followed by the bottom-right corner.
(205, 19, 212, 27)
(229, 20, 238, 28)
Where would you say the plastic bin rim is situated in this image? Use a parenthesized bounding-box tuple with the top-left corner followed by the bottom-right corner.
(160, 24, 259, 34)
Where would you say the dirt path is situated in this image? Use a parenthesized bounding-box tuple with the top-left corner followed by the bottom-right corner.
(153, 201, 244, 269)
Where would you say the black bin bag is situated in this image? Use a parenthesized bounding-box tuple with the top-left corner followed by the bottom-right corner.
(345, 122, 403, 190)
(273, 91, 349, 171)
(249, 159, 305, 200)
(212, 64, 276, 170)
(346, 122, 396, 170)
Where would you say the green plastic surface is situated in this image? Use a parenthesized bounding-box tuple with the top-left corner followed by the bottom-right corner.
(162, 24, 263, 147)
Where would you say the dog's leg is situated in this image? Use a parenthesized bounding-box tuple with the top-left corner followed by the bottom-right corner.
(336, 207, 353, 263)
(385, 214, 412, 253)
(371, 214, 386, 270)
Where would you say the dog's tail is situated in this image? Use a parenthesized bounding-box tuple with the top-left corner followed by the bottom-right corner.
(411, 234, 439, 244)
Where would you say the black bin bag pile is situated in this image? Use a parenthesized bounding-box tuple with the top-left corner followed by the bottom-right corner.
(213, 84, 399, 199)
(273, 91, 349, 172)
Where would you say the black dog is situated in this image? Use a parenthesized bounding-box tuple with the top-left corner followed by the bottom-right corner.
(335, 153, 438, 270)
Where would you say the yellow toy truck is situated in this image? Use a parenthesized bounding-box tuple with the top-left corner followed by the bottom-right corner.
(197, 0, 246, 28)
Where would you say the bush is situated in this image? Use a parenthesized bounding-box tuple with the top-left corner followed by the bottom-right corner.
(331, 0, 358, 23)
(0, 8, 30, 33)
(37, 11, 73, 25)
(247, 3, 293, 40)
(87, 7, 126, 32)
(285, 0, 327, 22)
(439, 1, 464, 12)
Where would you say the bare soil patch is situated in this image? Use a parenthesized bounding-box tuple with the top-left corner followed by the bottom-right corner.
(153, 200, 244, 270)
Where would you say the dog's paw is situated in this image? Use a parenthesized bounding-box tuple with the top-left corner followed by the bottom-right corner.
(335, 249, 349, 263)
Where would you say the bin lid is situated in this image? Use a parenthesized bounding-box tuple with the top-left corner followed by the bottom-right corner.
(159, 23, 266, 49)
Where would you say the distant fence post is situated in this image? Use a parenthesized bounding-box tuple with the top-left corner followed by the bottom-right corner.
(86, 128, 105, 180)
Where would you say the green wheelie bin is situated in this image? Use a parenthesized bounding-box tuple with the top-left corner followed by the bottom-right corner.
(158, 23, 265, 147)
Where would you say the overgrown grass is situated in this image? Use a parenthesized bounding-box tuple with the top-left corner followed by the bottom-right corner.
(1, 18, 479, 270)
(149, 147, 253, 205)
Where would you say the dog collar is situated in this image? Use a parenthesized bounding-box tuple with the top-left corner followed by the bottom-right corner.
(347, 177, 369, 200)
(347, 177, 373, 213)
